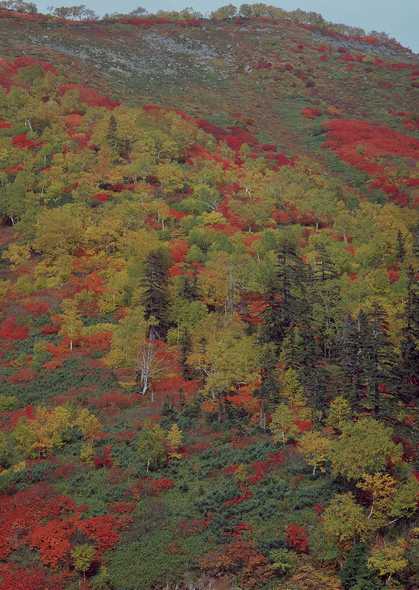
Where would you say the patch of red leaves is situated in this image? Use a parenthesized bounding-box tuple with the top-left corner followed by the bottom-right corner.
(247, 450, 285, 485)
(0, 317, 28, 340)
(286, 523, 309, 553)
(0, 56, 57, 91)
(9, 367, 37, 384)
(302, 107, 322, 119)
(58, 84, 119, 110)
(23, 300, 50, 315)
(141, 477, 175, 496)
(0, 484, 79, 562)
(0, 563, 64, 590)
(77, 514, 122, 551)
(324, 119, 419, 206)
(12, 132, 39, 150)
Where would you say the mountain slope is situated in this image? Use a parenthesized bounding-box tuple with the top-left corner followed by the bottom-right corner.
(0, 7, 418, 590)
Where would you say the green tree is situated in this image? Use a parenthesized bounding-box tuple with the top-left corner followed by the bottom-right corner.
(299, 431, 331, 475)
(398, 267, 419, 403)
(368, 540, 408, 583)
(323, 493, 367, 546)
(329, 418, 402, 481)
(211, 4, 237, 19)
(389, 477, 419, 523)
(340, 543, 382, 590)
(59, 299, 84, 351)
(270, 403, 298, 446)
(326, 396, 352, 431)
(137, 423, 166, 472)
(0, 431, 11, 469)
(71, 544, 95, 582)
(166, 424, 183, 459)
(188, 317, 261, 419)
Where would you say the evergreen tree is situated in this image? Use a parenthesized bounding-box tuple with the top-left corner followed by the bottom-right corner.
(106, 114, 118, 151)
(362, 304, 395, 415)
(396, 230, 406, 263)
(340, 543, 383, 590)
(261, 240, 309, 346)
(255, 343, 279, 428)
(142, 249, 170, 339)
(398, 267, 419, 402)
(179, 328, 192, 379)
(340, 307, 395, 415)
(178, 274, 198, 301)
(313, 243, 338, 282)
(339, 313, 366, 408)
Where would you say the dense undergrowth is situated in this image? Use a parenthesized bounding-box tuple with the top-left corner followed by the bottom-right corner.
(0, 7, 418, 590)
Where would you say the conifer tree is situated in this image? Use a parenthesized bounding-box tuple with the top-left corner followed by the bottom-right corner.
(398, 267, 419, 403)
(396, 230, 406, 263)
(313, 243, 338, 282)
(167, 424, 183, 459)
(142, 249, 170, 339)
(255, 343, 279, 429)
(362, 304, 395, 415)
(261, 240, 308, 346)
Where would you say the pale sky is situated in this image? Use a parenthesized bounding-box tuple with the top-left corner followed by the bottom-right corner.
(35, 1, 419, 52)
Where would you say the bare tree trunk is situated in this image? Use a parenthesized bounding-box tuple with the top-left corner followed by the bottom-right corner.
(259, 399, 266, 430)
(137, 333, 156, 395)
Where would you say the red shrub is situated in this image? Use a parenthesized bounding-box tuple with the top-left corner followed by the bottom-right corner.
(302, 107, 322, 119)
(94, 445, 113, 469)
(77, 514, 120, 552)
(30, 519, 74, 567)
(313, 503, 324, 516)
(286, 523, 309, 553)
(23, 300, 50, 315)
(0, 316, 28, 340)
(12, 133, 39, 150)
(294, 419, 313, 433)
(89, 391, 136, 410)
(110, 501, 136, 515)
(143, 477, 174, 496)
(42, 324, 59, 335)
(0, 564, 64, 590)
(58, 84, 119, 110)
(247, 450, 285, 485)
(323, 119, 419, 206)
(9, 367, 37, 383)
(92, 192, 110, 202)
(179, 518, 210, 535)
(200, 539, 271, 587)
(170, 238, 189, 263)
(224, 489, 253, 506)
(387, 268, 400, 283)
(0, 484, 78, 562)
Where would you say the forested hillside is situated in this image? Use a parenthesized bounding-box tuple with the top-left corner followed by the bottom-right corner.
(0, 4, 418, 590)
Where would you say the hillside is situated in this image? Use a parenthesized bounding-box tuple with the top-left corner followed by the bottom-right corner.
(0, 6, 418, 590)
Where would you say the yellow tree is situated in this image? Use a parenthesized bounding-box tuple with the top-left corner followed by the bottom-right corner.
(72, 544, 96, 584)
(329, 418, 402, 481)
(368, 540, 408, 584)
(270, 404, 299, 446)
(357, 473, 397, 523)
(326, 396, 351, 432)
(323, 493, 367, 548)
(299, 431, 331, 475)
(166, 424, 183, 459)
(59, 299, 84, 351)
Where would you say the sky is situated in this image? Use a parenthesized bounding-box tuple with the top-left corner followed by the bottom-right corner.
(35, 0, 419, 52)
